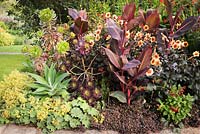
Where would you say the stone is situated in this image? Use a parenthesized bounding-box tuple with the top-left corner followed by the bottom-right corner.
(0, 125, 7, 134)
(2, 124, 39, 134)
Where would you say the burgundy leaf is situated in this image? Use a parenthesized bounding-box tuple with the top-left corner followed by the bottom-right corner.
(138, 9, 146, 25)
(74, 17, 88, 34)
(137, 46, 152, 73)
(68, 8, 79, 20)
(122, 59, 140, 70)
(171, 7, 183, 31)
(145, 10, 160, 29)
(122, 3, 136, 21)
(78, 10, 87, 20)
(127, 18, 140, 30)
(103, 47, 121, 69)
(114, 72, 127, 85)
(106, 19, 122, 41)
(110, 39, 121, 55)
(172, 16, 198, 38)
(162, 0, 173, 26)
(133, 67, 149, 80)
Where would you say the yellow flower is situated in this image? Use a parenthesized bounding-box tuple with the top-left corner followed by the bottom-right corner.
(52, 118, 59, 126)
(37, 109, 48, 121)
(146, 68, 154, 76)
(2, 110, 10, 118)
(193, 51, 199, 57)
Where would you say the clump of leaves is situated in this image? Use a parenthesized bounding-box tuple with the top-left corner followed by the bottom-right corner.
(157, 85, 194, 125)
(56, 41, 70, 54)
(28, 64, 70, 98)
(39, 8, 56, 23)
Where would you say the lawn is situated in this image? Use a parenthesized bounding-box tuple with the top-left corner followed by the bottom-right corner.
(0, 45, 24, 53)
(0, 54, 27, 80)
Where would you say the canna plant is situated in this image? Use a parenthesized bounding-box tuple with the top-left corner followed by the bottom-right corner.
(157, 0, 199, 49)
(103, 3, 157, 105)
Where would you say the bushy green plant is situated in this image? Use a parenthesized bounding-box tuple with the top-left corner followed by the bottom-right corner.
(56, 41, 70, 54)
(0, 21, 8, 30)
(0, 70, 32, 123)
(28, 64, 70, 98)
(0, 31, 15, 46)
(39, 8, 56, 23)
(0, 71, 102, 133)
(157, 85, 194, 125)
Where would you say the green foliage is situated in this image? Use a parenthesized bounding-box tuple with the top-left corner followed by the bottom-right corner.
(0, 71, 102, 132)
(158, 85, 194, 125)
(0, 21, 8, 30)
(56, 41, 70, 54)
(109, 91, 127, 103)
(154, 48, 200, 98)
(22, 45, 42, 58)
(39, 8, 56, 23)
(28, 64, 70, 98)
(0, 31, 15, 46)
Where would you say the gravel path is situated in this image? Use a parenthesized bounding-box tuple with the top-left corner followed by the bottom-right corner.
(0, 124, 199, 134)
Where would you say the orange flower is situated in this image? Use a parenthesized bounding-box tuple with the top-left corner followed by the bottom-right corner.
(146, 68, 154, 76)
(97, 24, 103, 30)
(125, 31, 130, 39)
(137, 40, 144, 47)
(95, 35, 100, 41)
(182, 41, 189, 48)
(152, 53, 160, 59)
(112, 14, 118, 20)
(105, 12, 111, 19)
(155, 60, 161, 66)
(151, 58, 161, 66)
(89, 40, 95, 47)
(150, 36, 156, 43)
(171, 43, 179, 49)
(119, 20, 124, 26)
(145, 33, 151, 39)
(95, 29, 101, 35)
(151, 59, 156, 65)
(143, 25, 149, 31)
(106, 35, 111, 40)
(193, 51, 199, 57)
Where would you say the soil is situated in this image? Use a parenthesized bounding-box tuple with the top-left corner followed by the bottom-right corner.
(92, 98, 200, 134)
(183, 100, 200, 128)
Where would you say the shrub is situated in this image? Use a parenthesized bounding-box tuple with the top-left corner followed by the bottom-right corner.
(0, 31, 15, 46)
(28, 64, 70, 98)
(0, 70, 32, 120)
(157, 85, 194, 125)
(0, 21, 8, 30)
(0, 71, 102, 133)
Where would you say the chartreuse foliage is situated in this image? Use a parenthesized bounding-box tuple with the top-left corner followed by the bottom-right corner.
(0, 71, 102, 133)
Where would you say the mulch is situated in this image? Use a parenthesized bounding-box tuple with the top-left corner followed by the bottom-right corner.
(92, 98, 200, 134)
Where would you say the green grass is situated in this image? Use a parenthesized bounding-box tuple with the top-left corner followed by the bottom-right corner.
(0, 45, 24, 53)
(0, 54, 27, 80)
